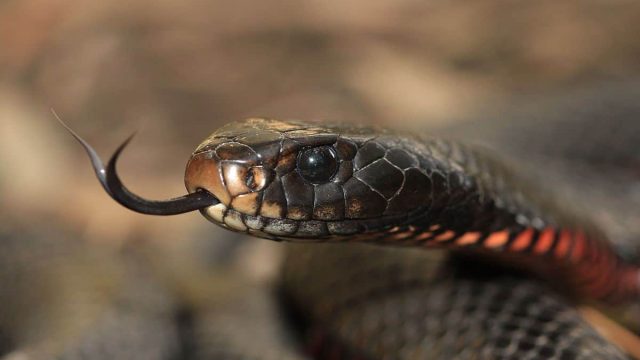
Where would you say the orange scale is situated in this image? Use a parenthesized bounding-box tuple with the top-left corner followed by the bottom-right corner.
(554, 230, 573, 259)
(533, 228, 556, 255)
(413, 231, 434, 241)
(483, 230, 510, 249)
(510, 228, 535, 251)
(456, 232, 482, 246)
(391, 231, 416, 241)
(433, 230, 456, 242)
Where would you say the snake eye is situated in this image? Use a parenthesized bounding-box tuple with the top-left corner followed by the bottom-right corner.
(297, 146, 339, 183)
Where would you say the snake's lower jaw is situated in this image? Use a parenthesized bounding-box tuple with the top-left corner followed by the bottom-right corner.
(199, 203, 251, 231)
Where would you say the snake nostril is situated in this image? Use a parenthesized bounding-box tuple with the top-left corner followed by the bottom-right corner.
(246, 171, 255, 189)
(246, 166, 269, 192)
(222, 163, 270, 196)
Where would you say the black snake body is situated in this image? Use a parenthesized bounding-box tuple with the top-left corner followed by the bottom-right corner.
(176, 111, 638, 358)
(185, 117, 638, 300)
(43, 81, 640, 359)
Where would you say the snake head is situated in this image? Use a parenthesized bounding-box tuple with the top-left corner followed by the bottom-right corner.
(185, 118, 431, 240)
(61, 113, 433, 240)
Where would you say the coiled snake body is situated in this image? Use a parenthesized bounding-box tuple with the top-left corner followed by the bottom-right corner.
(61, 85, 640, 359)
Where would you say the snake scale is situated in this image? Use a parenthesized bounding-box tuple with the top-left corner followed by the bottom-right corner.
(46, 81, 640, 358)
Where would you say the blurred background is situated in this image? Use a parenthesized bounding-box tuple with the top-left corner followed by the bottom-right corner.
(1, 0, 640, 357)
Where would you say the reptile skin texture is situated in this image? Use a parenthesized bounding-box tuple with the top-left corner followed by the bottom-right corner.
(282, 244, 628, 360)
(185, 118, 639, 303)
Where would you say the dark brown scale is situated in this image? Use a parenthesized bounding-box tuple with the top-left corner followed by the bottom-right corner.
(288, 133, 338, 149)
(236, 129, 282, 144)
(353, 159, 404, 200)
(262, 177, 287, 218)
(335, 137, 358, 161)
(242, 137, 282, 168)
(385, 148, 419, 170)
(435, 173, 480, 232)
(353, 142, 386, 170)
(423, 170, 450, 217)
(385, 168, 432, 215)
(281, 172, 315, 220)
(275, 151, 298, 176)
(215, 142, 259, 163)
(333, 161, 353, 184)
(343, 177, 387, 219)
(463, 194, 500, 232)
(280, 138, 301, 155)
(313, 182, 345, 221)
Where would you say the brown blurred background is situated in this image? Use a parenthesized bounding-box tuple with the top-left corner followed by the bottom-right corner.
(1, 0, 640, 353)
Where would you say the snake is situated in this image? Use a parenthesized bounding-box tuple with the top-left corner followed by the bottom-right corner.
(56, 83, 640, 359)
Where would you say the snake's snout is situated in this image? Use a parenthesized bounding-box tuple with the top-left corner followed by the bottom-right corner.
(185, 151, 272, 222)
